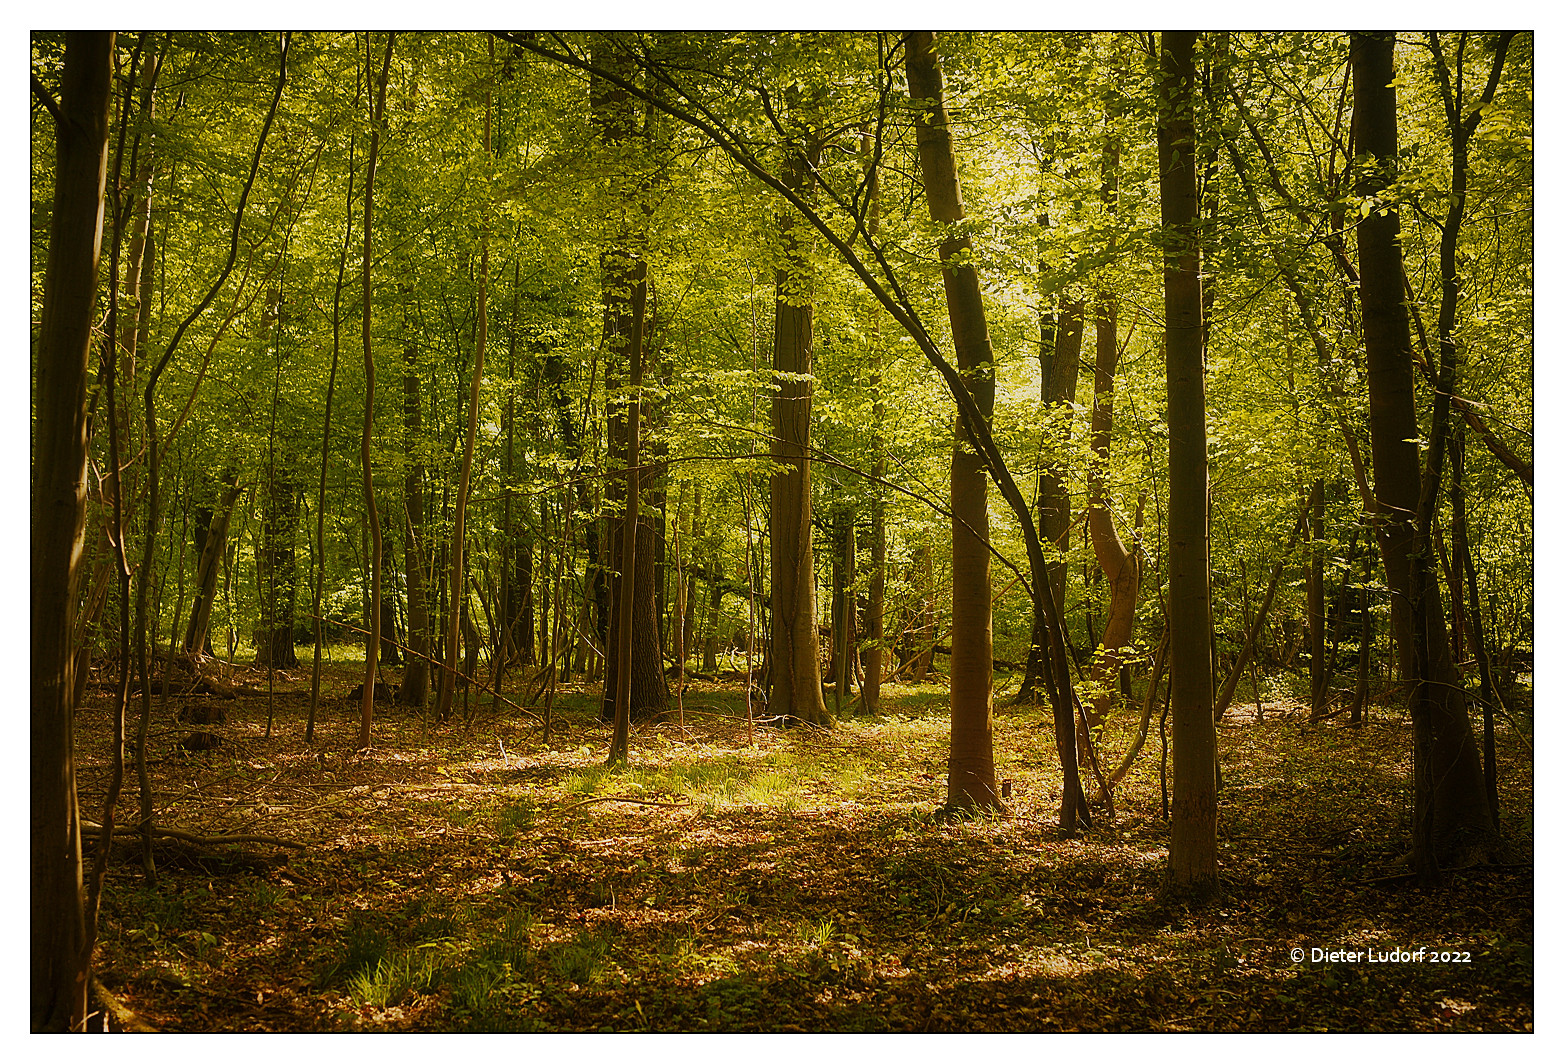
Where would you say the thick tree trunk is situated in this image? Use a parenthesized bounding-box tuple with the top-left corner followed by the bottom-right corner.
(31, 30, 113, 1033)
(1158, 30, 1218, 897)
(1353, 32, 1496, 872)
(768, 144, 831, 727)
(907, 30, 1001, 812)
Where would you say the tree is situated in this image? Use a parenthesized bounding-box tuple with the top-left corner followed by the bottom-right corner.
(1158, 30, 1218, 897)
(358, 32, 394, 750)
(906, 31, 1002, 812)
(1352, 31, 1504, 874)
(31, 29, 113, 1033)
(768, 137, 832, 728)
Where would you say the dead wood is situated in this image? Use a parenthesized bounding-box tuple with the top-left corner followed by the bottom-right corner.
(82, 819, 306, 850)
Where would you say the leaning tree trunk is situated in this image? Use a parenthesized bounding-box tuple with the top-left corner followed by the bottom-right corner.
(907, 30, 1002, 812)
(1353, 31, 1496, 874)
(183, 468, 241, 656)
(31, 30, 113, 1034)
(1158, 30, 1218, 898)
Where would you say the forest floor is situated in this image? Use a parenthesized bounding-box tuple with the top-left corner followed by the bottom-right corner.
(77, 658, 1533, 1033)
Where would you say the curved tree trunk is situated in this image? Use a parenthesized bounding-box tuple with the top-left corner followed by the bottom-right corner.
(1083, 292, 1140, 748)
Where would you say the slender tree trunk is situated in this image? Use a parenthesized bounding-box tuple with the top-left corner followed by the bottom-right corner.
(1083, 291, 1140, 748)
(309, 112, 357, 742)
(1450, 421, 1501, 829)
(257, 470, 300, 668)
(397, 300, 429, 707)
(907, 30, 1002, 812)
(1307, 478, 1328, 719)
(1019, 296, 1084, 703)
(435, 50, 492, 723)
(358, 32, 394, 749)
(31, 30, 113, 1033)
(1158, 30, 1218, 897)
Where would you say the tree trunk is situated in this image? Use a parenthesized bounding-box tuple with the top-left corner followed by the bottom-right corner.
(358, 33, 394, 749)
(397, 296, 430, 708)
(702, 555, 725, 675)
(184, 469, 241, 656)
(1018, 296, 1084, 703)
(1158, 30, 1218, 897)
(907, 30, 1001, 812)
(593, 36, 668, 733)
(1082, 291, 1140, 748)
(1353, 31, 1496, 872)
(256, 470, 300, 668)
(31, 30, 113, 1033)
(435, 49, 492, 723)
(1306, 478, 1328, 719)
(767, 142, 831, 727)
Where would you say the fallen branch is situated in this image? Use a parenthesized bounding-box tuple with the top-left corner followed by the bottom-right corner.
(82, 819, 305, 850)
(90, 974, 158, 1033)
(560, 795, 692, 813)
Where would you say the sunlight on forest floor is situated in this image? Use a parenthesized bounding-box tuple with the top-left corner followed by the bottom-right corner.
(78, 661, 1533, 1033)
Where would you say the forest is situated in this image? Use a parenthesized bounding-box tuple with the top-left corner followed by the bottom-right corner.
(30, 30, 1532, 1033)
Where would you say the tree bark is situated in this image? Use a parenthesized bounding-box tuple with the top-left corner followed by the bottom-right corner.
(593, 35, 668, 731)
(768, 142, 831, 727)
(31, 29, 113, 1033)
(398, 311, 430, 707)
(1306, 478, 1328, 720)
(434, 47, 493, 723)
(1018, 296, 1084, 704)
(1353, 31, 1496, 873)
(1158, 30, 1218, 897)
(907, 30, 1002, 812)
(358, 32, 394, 749)
(1082, 292, 1140, 749)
